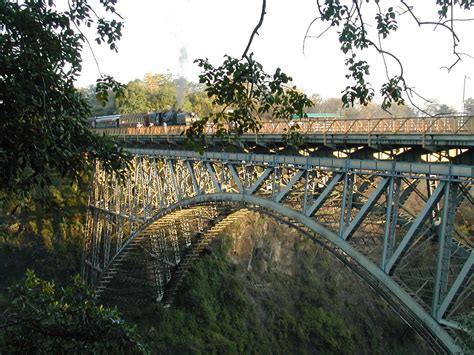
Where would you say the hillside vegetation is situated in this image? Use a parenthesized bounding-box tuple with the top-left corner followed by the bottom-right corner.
(124, 213, 428, 354)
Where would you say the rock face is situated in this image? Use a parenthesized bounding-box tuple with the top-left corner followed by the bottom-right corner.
(218, 211, 429, 354)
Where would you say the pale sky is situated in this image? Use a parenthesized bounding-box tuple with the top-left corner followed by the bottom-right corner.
(77, 1, 474, 111)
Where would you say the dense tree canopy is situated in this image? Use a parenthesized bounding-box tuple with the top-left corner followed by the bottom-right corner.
(80, 85, 118, 117)
(113, 74, 214, 117)
(1, 271, 148, 353)
(117, 74, 176, 114)
(0, 0, 128, 193)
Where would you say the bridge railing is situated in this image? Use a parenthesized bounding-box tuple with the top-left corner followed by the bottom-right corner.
(93, 115, 473, 136)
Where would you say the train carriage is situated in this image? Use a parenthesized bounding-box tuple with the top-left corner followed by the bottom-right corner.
(90, 110, 197, 129)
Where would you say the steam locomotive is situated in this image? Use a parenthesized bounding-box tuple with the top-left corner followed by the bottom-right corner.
(90, 110, 198, 129)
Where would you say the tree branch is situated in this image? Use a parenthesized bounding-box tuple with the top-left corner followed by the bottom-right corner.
(242, 0, 267, 60)
(399, 0, 467, 72)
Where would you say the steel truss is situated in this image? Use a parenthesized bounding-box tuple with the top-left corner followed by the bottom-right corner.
(82, 149, 473, 353)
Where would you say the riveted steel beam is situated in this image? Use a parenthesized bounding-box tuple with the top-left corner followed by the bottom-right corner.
(339, 173, 354, 236)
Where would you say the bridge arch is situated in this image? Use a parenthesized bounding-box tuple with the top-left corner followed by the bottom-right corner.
(83, 151, 473, 353)
(92, 193, 459, 353)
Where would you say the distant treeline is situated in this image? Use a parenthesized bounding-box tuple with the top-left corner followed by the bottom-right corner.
(79, 73, 474, 119)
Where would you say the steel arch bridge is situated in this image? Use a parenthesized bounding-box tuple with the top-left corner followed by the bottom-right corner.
(82, 146, 473, 353)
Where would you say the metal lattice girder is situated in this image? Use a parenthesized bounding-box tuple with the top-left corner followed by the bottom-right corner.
(82, 149, 473, 353)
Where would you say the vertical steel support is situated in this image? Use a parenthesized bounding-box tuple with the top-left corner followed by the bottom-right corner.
(426, 177, 441, 226)
(272, 166, 281, 201)
(381, 175, 401, 271)
(303, 170, 310, 214)
(103, 214, 112, 269)
(150, 232, 164, 301)
(141, 159, 152, 220)
(339, 172, 354, 237)
(151, 158, 165, 209)
(113, 177, 123, 251)
(170, 226, 181, 264)
(432, 182, 458, 318)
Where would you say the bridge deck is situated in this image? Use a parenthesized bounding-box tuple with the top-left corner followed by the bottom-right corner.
(94, 116, 474, 149)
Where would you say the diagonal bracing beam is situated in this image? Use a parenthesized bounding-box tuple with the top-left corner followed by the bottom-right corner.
(247, 167, 273, 195)
(275, 170, 305, 203)
(385, 181, 446, 274)
(227, 163, 243, 193)
(185, 160, 200, 195)
(436, 253, 473, 320)
(342, 177, 389, 240)
(205, 161, 222, 193)
(305, 173, 343, 217)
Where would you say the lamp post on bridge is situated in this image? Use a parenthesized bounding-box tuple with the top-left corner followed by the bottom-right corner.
(461, 75, 470, 116)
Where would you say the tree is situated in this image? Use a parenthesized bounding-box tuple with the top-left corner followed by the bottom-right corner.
(187, 54, 312, 142)
(0, 270, 149, 354)
(188, 1, 472, 139)
(117, 80, 152, 114)
(0, 0, 129, 194)
(464, 97, 474, 115)
(303, 1, 474, 111)
(79, 85, 118, 116)
(184, 89, 214, 117)
(423, 100, 458, 116)
(117, 74, 177, 114)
